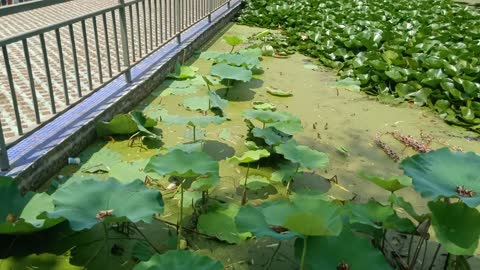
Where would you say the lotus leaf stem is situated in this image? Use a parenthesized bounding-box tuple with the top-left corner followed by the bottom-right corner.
(286, 164, 300, 195)
(300, 237, 308, 270)
(241, 164, 251, 205)
(265, 242, 282, 270)
(178, 179, 186, 248)
(428, 243, 441, 270)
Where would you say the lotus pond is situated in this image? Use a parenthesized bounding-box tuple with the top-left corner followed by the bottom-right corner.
(2, 15, 480, 270)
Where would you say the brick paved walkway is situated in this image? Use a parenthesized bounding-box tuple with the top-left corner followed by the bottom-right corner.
(0, 0, 205, 143)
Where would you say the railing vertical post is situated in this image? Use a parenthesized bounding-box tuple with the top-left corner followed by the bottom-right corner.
(176, 0, 181, 43)
(227, 0, 230, 9)
(208, 0, 212, 22)
(0, 121, 9, 171)
(119, 0, 132, 83)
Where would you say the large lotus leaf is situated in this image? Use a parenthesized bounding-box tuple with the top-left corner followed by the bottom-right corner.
(295, 229, 392, 270)
(96, 114, 138, 137)
(271, 162, 304, 183)
(183, 96, 210, 112)
(167, 62, 198, 79)
(208, 90, 228, 113)
(130, 111, 158, 138)
(275, 140, 329, 170)
(133, 250, 223, 270)
(252, 127, 289, 145)
(145, 149, 218, 178)
(223, 35, 245, 47)
(197, 203, 251, 244)
(428, 200, 480, 256)
(214, 53, 261, 70)
(400, 148, 480, 207)
(211, 63, 253, 82)
(162, 114, 226, 128)
(191, 174, 221, 191)
(200, 51, 223, 60)
(266, 118, 303, 135)
(235, 205, 300, 240)
(358, 172, 412, 192)
(241, 175, 271, 190)
(328, 78, 361, 91)
(168, 141, 203, 153)
(174, 190, 203, 209)
(388, 193, 428, 222)
(108, 159, 154, 183)
(48, 178, 164, 231)
(228, 149, 270, 163)
(242, 109, 296, 124)
(0, 177, 62, 234)
(160, 86, 199, 96)
(238, 48, 262, 59)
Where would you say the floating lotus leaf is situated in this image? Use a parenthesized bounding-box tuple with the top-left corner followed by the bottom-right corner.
(428, 200, 480, 255)
(400, 148, 480, 208)
(266, 118, 303, 135)
(197, 203, 251, 244)
(267, 87, 293, 97)
(48, 178, 164, 231)
(168, 142, 203, 153)
(275, 140, 329, 170)
(295, 229, 392, 270)
(303, 64, 319, 71)
(252, 101, 276, 111)
(183, 96, 210, 112)
(211, 63, 253, 82)
(160, 86, 199, 96)
(328, 78, 361, 91)
(252, 127, 289, 146)
(358, 172, 412, 192)
(96, 112, 157, 138)
(223, 35, 245, 47)
(161, 79, 193, 89)
(235, 204, 299, 240)
(238, 48, 262, 59)
(141, 105, 168, 120)
(0, 177, 63, 234)
(242, 109, 295, 124)
(108, 159, 153, 183)
(145, 149, 218, 178)
(200, 51, 223, 60)
(167, 63, 198, 79)
(214, 53, 261, 70)
(162, 114, 226, 128)
(241, 175, 271, 190)
(228, 149, 270, 163)
(133, 250, 223, 270)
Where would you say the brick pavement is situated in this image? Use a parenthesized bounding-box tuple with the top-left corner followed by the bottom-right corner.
(0, 0, 211, 143)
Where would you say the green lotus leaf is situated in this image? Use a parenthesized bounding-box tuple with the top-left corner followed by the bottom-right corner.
(223, 35, 245, 47)
(241, 175, 271, 190)
(160, 79, 193, 89)
(275, 140, 329, 170)
(252, 127, 289, 146)
(211, 63, 253, 82)
(160, 86, 199, 96)
(388, 193, 428, 223)
(242, 109, 295, 124)
(167, 62, 198, 79)
(141, 105, 168, 120)
(238, 48, 262, 59)
(328, 78, 361, 91)
(428, 200, 480, 256)
(133, 250, 223, 270)
(266, 118, 303, 135)
(214, 53, 261, 70)
(108, 159, 151, 183)
(400, 148, 480, 207)
(295, 229, 392, 270)
(208, 90, 228, 113)
(266, 87, 293, 97)
(96, 112, 157, 138)
(358, 172, 412, 192)
(191, 174, 221, 191)
(271, 162, 303, 183)
(168, 142, 203, 153)
(162, 114, 225, 128)
(252, 101, 276, 111)
(0, 177, 63, 234)
(174, 190, 202, 209)
(235, 205, 300, 240)
(183, 96, 210, 112)
(218, 128, 231, 141)
(200, 51, 223, 60)
(130, 111, 158, 138)
(0, 253, 83, 270)
(48, 178, 164, 231)
(228, 149, 270, 163)
(145, 149, 219, 178)
(197, 203, 251, 244)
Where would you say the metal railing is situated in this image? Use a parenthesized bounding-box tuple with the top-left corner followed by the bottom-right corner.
(0, 0, 235, 170)
(0, 0, 33, 7)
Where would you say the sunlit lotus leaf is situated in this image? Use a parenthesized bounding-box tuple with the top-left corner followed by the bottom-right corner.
(130, 111, 159, 138)
(211, 63, 253, 82)
(96, 112, 157, 138)
(252, 101, 276, 111)
(388, 193, 428, 222)
(191, 174, 221, 191)
(328, 78, 361, 91)
(429, 200, 480, 255)
(242, 109, 296, 124)
(133, 250, 223, 270)
(200, 51, 223, 60)
(228, 149, 270, 163)
(48, 178, 164, 231)
(238, 48, 262, 59)
(160, 86, 199, 97)
(167, 63, 198, 79)
(275, 140, 329, 170)
(267, 87, 293, 97)
(183, 96, 210, 112)
(214, 53, 261, 70)
(223, 35, 245, 47)
(197, 203, 251, 244)
(145, 150, 218, 178)
(400, 148, 480, 208)
(358, 172, 412, 192)
(266, 118, 303, 135)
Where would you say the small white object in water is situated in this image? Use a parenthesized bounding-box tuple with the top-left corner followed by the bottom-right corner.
(166, 183, 178, 190)
(68, 157, 81, 165)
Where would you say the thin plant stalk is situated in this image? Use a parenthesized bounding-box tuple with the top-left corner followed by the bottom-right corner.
(265, 242, 282, 270)
(407, 233, 414, 264)
(193, 126, 196, 142)
(443, 253, 450, 270)
(177, 180, 185, 249)
(225, 80, 231, 97)
(421, 240, 429, 270)
(428, 243, 441, 270)
(241, 164, 251, 205)
(132, 223, 162, 254)
(286, 164, 300, 195)
(300, 237, 308, 270)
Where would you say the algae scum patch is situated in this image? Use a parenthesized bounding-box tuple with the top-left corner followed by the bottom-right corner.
(2, 24, 480, 270)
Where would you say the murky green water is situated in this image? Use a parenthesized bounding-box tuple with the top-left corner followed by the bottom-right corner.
(4, 23, 480, 269)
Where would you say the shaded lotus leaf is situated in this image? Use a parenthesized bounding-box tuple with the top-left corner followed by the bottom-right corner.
(196, 75, 221, 86)
(162, 114, 226, 128)
(266, 118, 303, 135)
(235, 205, 299, 240)
(160, 79, 193, 89)
(400, 148, 480, 207)
(252, 127, 289, 146)
(252, 101, 276, 111)
(191, 174, 221, 191)
(275, 140, 329, 170)
(358, 172, 412, 192)
(0, 177, 63, 234)
(96, 112, 157, 138)
(0, 253, 83, 270)
(211, 63, 253, 82)
(244, 140, 260, 150)
(133, 250, 223, 270)
(295, 229, 392, 270)
(130, 111, 159, 138)
(223, 35, 245, 47)
(183, 96, 210, 112)
(174, 190, 202, 209)
(208, 90, 229, 113)
(428, 200, 480, 255)
(48, 178, 164, 231)
(168, 142, 203, 153)
(218, 128, 231, 141)
(388, 193, 428, 223)
(145, 149, 218, 178)
(228, 149, 270, 163)
(197, 203, 251, 244)
(160, 86, 199, 96)
(241, 175, 271, 190)
(242, 109, 296, 124)
(238, 48, 263, 59)
(267, 87, 293, 97)
(167, 63, 198, 79)
(271, 162, 303, 183)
